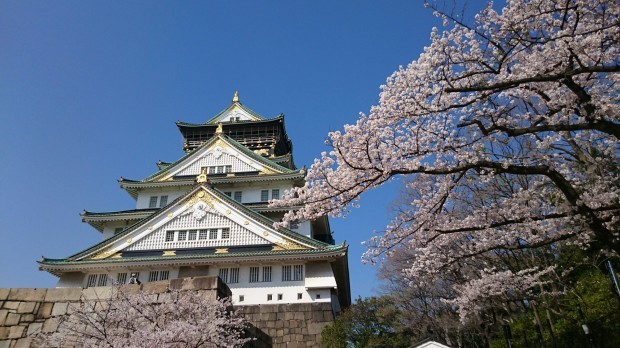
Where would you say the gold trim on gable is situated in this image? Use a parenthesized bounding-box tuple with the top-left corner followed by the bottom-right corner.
(163, 250, 176, 256)
(215, 248, 229, 254)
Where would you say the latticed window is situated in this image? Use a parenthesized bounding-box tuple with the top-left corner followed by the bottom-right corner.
(221, 228, 230, 239)
(165, 231, 175, 242)
(199, 230, 208, 240)
(249, 267, 259, 283)
(116, 273, 127, 285)
(159, 270, 169, 281)
(219, 268, 229, 283)
(272, 189, 280, 200)
(159, 195, 168, 207)
(209, 229, 218, 239)
(188, 230, 197, 240)
(149, 196, 158, 208)
(230, 268, 239, 283)
(260, 190, 269, 202)
(178, 231, 187, 241)
(262, 266, 272, 282)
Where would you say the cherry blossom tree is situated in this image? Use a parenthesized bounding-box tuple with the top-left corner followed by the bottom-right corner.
(38, 285, 251, 348)
(273, 0, 619, 321)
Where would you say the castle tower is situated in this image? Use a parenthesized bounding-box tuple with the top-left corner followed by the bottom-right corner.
(39, 93, 350, 311)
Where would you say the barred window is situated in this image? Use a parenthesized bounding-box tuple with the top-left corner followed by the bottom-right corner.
(165, 231, 175, 242)
(188, 230, 197, 241)
(116, 273, 127, 285)
(249, 267, 260, 283)
(219, 268, 229, 283)
(272, 189, 280, 200)
(149, 271, 159, 282)
(260, 190, 269, 202)
(199, 230, 208, 240)
(97, 274, 108, 287)
(234, 191, 242, 202)
(293, 265, 304, 280)
(149, 196, 158, 208)
(262, 266, 272, 282)
(230, 268, 239, 283)
(282, 265, 292, 281)
(221, 228, 230, 239)
(224, 192, 232, 197)
(267, 294, 273, 301)
(159, 195, 168, 207)
(86, 274, 97, 288)
(178, 231, 187, 241)
(160, 270, 169, 281)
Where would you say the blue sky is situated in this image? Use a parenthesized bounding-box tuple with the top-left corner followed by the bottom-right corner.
(0, 0, 489, 298)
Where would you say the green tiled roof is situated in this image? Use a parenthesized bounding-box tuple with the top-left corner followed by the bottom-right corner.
(206, 101, 265, 124)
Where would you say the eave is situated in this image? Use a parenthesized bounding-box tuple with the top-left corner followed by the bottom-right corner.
(81, 208, 159, 232)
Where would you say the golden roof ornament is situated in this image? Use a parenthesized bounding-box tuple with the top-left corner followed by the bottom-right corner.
(215, 122, 223, 134)
(196, 167, 208, 183)
(232, 91, 239, 102)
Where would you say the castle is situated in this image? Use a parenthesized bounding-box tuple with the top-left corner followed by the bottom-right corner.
(38, 93, 350, 312)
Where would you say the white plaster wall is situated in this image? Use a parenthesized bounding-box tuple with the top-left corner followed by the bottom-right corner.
(135, 187, 191, 209)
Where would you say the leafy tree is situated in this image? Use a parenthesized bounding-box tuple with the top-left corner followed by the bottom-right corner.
(274, 0, 619, 322)
(37, 285, 251, 348)
(321, 296, 411, 348)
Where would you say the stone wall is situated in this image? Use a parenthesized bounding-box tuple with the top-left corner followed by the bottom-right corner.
(0, 277, 334, 348)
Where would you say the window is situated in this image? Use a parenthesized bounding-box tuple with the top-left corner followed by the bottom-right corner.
(316, 293, 321, 299)
(165, 231, 175, 242)
(277, 294, 283, 301)
(87, 274, 97, 288)
(224, 192, 232, 197)
(233, 191, 242, 202)
(272, 189, 280, 200)
(117, 273, 127, 285)
(282, 265, 304, 281)
(290, 222, 299, 230)
(293, 265, 304, 280)
(159, 195, 168, 207)
(249, 267, 259, 283)
(209, 229, 218, 239)
(97, 274, 108, 287)
(230, 268, 239, 283)
(260, 190, 269, 202)
(219, 268, 229, 283)
(207, 165, 232, 174)
(188, 230, 197, 241)
(199, 230, 208, 240)
(160, 270, 169, 281)
(239, 295, 245, 302)
(149, 196, 158, 208)
(178, 231, 187, 241)
(267, 294, 273, 301)
(297, 293, 303, 300)
(149, 271, 160, 282)
(221, 228, 230, 239)
(114, 227, 124, 235)
(262, 266, 272, 282)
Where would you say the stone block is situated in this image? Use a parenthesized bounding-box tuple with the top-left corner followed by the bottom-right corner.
(169, 276, 218, 291)
(294, 312, 305, 320)
(0, 309, 8, 325)
(51, 302, 69, 316)
(19, 314, 34, 323)
(5, 312, 21, 326)
(3, 301, 20, 310)
(8, 325, 26, 339)
(121, 284, 142, 295)
(36, 302, 54, 319)
(16, 302, 37, 314)
(0, 326, 8, 339)
(27, 322, 42, 336)
(82, 286, 114, 301)
(44, 287, 82, 302)
(307, 322, 327, 335)
(14, 338, 34, 348)
(142, 281, 169, 294)
(8, 289, 46, 302)
(0, 288, 9, 301)
(42, 317, 60, 333)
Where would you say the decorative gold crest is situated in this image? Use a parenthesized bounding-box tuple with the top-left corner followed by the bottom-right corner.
(215, 248, 229, 254)
(273, 239, 306, 251)
(163, 250, 176, 256)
